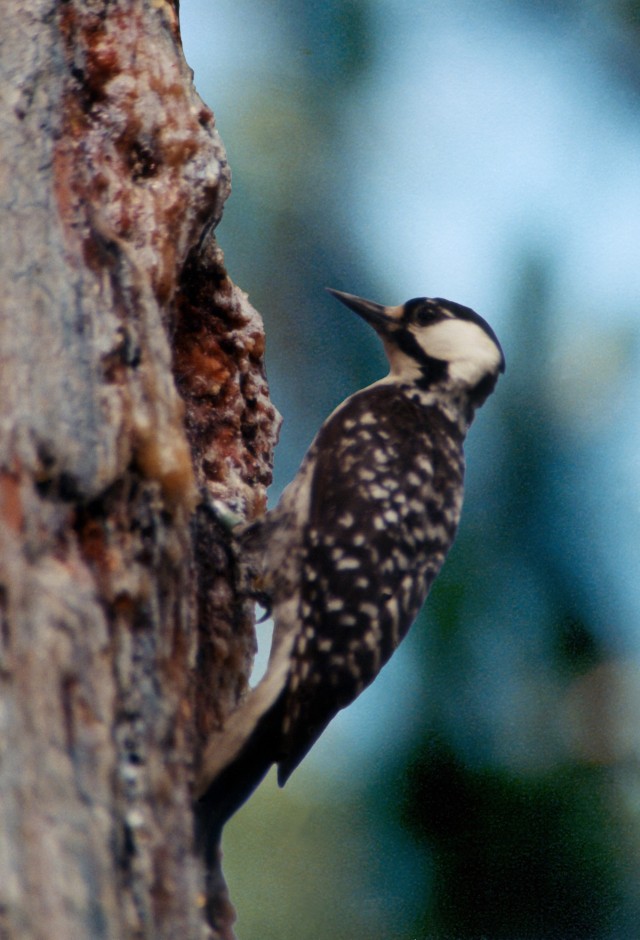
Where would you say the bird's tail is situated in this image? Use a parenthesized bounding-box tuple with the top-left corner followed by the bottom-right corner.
(193, 634, 294, 853)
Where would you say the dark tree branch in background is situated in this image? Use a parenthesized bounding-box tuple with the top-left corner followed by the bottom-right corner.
(0, 3, 278, 938)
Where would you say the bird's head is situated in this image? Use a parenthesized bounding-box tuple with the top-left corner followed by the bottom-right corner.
(327, 288, 505, 405)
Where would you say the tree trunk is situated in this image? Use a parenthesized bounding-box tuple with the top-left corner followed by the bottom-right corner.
(0, 3, 278, 938)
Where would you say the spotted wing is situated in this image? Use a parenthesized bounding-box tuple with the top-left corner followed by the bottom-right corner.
(276, 385, 464, 783)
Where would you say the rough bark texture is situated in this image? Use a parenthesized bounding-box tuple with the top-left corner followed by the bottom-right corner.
(0, 3, 278, 938)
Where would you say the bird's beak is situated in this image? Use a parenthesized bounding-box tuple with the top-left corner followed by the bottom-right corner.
(326, 288, 401, 334)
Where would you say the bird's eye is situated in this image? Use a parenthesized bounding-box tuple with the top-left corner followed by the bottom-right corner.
(403, 298, 443, 327)
(414, 307, 437, 326)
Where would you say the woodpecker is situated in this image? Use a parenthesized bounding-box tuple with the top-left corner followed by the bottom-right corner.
(195, 288, 504, 843)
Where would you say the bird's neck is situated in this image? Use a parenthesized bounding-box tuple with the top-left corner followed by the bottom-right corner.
(374, 372, 477, 434)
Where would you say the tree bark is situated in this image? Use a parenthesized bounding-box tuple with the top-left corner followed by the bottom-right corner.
(0, 3, 278, 938)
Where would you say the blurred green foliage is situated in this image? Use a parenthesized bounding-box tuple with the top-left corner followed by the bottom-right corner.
(402, 747, 623, 938)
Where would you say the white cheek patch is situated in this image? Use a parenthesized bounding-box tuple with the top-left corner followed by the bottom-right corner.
(414, 319, 502, 386)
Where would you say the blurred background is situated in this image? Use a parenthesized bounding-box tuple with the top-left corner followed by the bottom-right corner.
(181, 2, 640, 937)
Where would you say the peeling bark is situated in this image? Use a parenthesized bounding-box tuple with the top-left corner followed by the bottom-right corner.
(0, 3, 278, 938)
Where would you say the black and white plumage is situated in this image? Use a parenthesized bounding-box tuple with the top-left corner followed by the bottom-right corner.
(195, 288, 504, 842)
